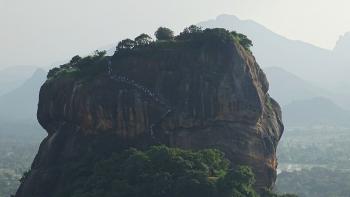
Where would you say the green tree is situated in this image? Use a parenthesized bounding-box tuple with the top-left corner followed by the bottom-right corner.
(135, 33, 152, 46)
(177, 25, 203, 40)
(217, 166, 258, 197)
(67, 146, 231, 197)
(184, 25, 202, 34)
(93, 50, 107, 57)
(155, 27, 174, 41)
(116, 39, 136, 51)
(261, 189, 298, 197)
(47, 67, 60, 78)
(231, 31, 253, 50)
(70, 55, 82, 64)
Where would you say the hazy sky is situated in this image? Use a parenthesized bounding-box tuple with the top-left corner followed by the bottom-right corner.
(1, 0, 350, 68)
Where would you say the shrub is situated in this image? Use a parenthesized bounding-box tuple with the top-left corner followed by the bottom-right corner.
(135, 33, 153, 46)
(155, 27, 174, 41)
(231, 31, 253, 50)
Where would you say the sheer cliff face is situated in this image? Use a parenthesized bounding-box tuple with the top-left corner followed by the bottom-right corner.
(16, 42, 283, 197)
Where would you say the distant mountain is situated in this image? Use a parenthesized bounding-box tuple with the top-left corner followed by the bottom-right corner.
(283, 97, 350, 127)
(198, 15, 350, 93)
(333, 32, 350, 57)
(264, 67, 330, 106)
(0, 68, 47, 123)
(263, 68, 350, 126)
(0, 66, 41, 96)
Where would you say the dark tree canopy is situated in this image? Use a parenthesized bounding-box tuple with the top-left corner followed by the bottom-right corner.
(135, 33, 152, 46)
(216, 166, 258, 197)
(117, 39, 136, 51)
(70, 55, 82, 64)
(182, 25, 202, 35)
(49, 27, 255, 80)
(58, 146, 265, 197)
(47, 67, 60, 78)
(231, 31, 253, 50)
(155, 27, 174, 41)
(177, 25, 203, 40)
(94, 50, 107, 57)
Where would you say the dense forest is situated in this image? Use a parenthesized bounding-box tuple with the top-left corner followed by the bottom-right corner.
(276, 126, 350, 196)
(277, 167, 350, 197)
(60, 145, 259, 197)
(0, 123, 44, 197)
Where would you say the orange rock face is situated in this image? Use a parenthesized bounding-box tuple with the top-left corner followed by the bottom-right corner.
(16, 42, 283, 197)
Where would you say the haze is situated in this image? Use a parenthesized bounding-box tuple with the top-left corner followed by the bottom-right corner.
(1, 0, 350, 68)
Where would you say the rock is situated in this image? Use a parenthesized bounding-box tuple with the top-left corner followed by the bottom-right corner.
(15, 39, 283, 197)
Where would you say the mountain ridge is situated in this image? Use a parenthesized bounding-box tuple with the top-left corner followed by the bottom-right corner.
(198, 14, 350, 109)
(0, 68, 46, 123)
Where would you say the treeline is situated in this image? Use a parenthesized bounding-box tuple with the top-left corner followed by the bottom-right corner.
(115, 25, 253, 53)
(47, 145, 295, 197)
(0, 126, 43, 197)
(277, 167, 350, 197)
(47, 26, 253, 80)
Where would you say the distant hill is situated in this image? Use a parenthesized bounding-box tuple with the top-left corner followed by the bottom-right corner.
(198, 15, 350, 94)
(198, 15, 331, 85)
(0, 68, 47, 123)
(264, 67, 330, 106)
(263, 68, 350, 127)
(283, 97, 350, 127)
(0, 66, 41, 96)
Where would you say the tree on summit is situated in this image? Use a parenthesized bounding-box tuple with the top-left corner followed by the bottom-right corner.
(183, 25, 202, 34)
(70, 55, 82, 64)
(135, 33, 152, 46)
(177, 25, 203, 40)
(116, 39, 136, 51)
(231, 31, 253, 50)
(155, 27, 174, 41)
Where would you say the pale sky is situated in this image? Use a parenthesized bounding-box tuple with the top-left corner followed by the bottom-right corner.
(1, 0, 350, 68)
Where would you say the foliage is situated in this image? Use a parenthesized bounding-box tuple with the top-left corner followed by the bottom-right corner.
(53, 145, 266, 197)
(277, 167, 350, 197)
(277, 126, 350, 196)
(155, 27, 175, 41)
(47, 67, 61, 78)
(47, 26, 253, 80)
(116, 39, 136, 51)
(176, 25, 203, 40)
(0, 122, 44, 197)
(278, 127, 350, 167)
(216, 166, 258, 197)
(47, 50, 108, 80)
(113, 26, 252, 57)
(261, 189, 298, 197)
(135, 33, 153, 46)
(176, 25, 253, 51)
(231, 31, 253, 50)
(94, 50, 107, 57)
(70, 55, 82, 65)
